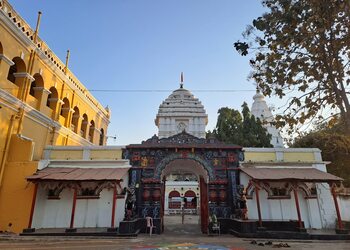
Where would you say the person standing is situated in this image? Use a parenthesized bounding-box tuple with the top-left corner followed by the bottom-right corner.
(181, 206, 185, 224)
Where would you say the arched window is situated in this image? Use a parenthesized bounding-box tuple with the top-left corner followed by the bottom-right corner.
(7, 57, 26, 84)
(60, 97, 70, 122)
(184, 190, 196, 209)
(46, 87, 58, 110)
(168, 190, 181, 209)
(80, 114, 88, 138)
(29, 81, 36, 96)
(29, 73, 44, 99)
(71, 106, 80, 132)
(99, 128, 104, 146)
(89, 120, 95, 143)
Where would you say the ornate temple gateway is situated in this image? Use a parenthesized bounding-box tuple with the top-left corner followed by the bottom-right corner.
(123, 131, 244, 233)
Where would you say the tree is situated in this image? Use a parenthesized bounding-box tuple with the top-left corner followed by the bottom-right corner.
(208, 102, 272, 147)
(292, 118, 350, 186)
(234, 0, 350, 133)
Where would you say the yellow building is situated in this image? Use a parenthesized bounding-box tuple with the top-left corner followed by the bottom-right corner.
(0, 1, 110, 233)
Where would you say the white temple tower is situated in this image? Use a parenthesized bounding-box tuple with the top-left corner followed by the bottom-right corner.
(251, 90, 284, 147)
(155, 80, 208, 139)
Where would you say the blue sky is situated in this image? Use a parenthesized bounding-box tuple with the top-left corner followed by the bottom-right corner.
(10, 0, 277, 145)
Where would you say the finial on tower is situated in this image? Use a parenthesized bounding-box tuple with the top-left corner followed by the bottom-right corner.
(180, 72, 184, 88)
(255, 82, 260, 93)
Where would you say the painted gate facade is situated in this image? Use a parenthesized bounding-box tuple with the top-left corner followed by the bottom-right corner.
(123, 131, 244, 233)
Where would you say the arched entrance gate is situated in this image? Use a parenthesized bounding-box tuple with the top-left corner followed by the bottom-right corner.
(123, 131, 244, 234)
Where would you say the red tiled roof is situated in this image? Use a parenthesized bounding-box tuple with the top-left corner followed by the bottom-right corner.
(240, 167, 343, 182)
(27, 167, 129, 181)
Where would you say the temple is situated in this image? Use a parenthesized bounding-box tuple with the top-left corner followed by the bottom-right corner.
(251, 90, 284, 147)
(20, 81, 350, 237)
(155, 82, 208, 139)
(0, 1, 349, 238)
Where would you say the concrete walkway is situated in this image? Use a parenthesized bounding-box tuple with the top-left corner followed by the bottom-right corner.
(163, 215, 201, 235)
(1, 233, 350, 249)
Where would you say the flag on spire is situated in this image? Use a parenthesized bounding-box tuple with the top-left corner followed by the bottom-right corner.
(180, 72, 184, 88)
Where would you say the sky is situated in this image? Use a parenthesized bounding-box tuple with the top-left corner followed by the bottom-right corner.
(9, 0, 279, 145)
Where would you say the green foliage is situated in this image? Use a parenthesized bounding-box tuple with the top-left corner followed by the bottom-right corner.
(235, 0, 350, 132)
(292, 120, 350, 186)
(207, 102, 272, 147)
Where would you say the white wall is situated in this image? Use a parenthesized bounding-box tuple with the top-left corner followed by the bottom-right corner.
(339, 196, 350, 222)
(33, 188, 73, 228)
(74, 190, 112, 228)
(316, 183, 337, 228)
(241, 172, 324, 229)
(32, 175, 128, 229)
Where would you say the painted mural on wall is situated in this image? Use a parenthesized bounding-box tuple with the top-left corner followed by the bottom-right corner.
(123, 131, 245, 221)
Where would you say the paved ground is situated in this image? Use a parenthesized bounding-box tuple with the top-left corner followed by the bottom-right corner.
(163, 214, 200, 235)
(0, 216, 349, 249)
(1, 234, 349, 250)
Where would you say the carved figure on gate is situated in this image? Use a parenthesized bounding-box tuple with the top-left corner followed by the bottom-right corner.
(236, 185, 248, 220)
(125, 186, 136, 220)
(141, 156, 148, 167)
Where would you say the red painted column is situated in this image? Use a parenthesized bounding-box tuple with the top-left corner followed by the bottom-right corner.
(110, 186, 117, 228)
(293, 187, 303, 229)
(69, 188, 78, 229)
(254, 183, 263, 227)
(27, 182, 39, 228)
(331, 184, 343, 230)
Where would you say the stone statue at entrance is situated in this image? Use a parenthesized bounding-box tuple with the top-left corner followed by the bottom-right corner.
(125, 186, 136, 220)
(235, 185, 248, 220)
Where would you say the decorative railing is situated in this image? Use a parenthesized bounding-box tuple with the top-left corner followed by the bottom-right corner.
(0, 0, 109, 117)
(70, 124, 75, 131)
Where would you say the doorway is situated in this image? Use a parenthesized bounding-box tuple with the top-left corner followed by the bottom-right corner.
(160, 159, 209, 234)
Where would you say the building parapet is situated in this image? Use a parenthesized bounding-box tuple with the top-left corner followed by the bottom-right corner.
(43, 145, 125, 160)
(243, 147, 323, 163)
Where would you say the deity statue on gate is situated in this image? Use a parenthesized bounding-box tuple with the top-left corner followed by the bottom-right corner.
(125, 186, 137, 220)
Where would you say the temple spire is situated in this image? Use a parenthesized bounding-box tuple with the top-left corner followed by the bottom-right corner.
(180, 72, 184, 88)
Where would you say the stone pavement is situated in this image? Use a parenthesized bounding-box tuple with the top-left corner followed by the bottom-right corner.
(163, 214, 201, 235)
(0, 233, 350, 250)
(0, 215, 349, 249)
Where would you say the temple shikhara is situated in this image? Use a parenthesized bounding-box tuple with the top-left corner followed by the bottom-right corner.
(0, 0, 349, 239)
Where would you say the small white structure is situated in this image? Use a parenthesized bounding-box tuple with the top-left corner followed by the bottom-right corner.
(251, 90, 284, 148)
(155, 84, 208, 139)
(26, 147, 131, 232)
(241, 148, 344, 230)
(165, 180, 200, 215)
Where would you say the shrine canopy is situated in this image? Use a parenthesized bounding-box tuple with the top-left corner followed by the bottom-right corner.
(241, 167, 343, 183)
(27, 160, 131, 183)
(27, 167, 129, 182)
